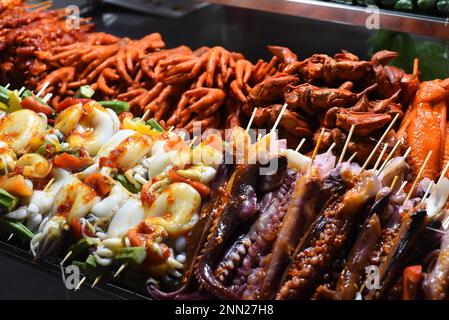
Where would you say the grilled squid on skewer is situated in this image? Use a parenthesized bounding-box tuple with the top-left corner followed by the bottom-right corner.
(0, 109, 47, 155)
(54, 101, 120, 156)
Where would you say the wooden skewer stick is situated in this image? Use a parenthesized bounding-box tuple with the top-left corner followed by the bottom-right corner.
(43, 93, 53, 104)
(348, 152, 358, 163)
(307, 128, 325, 172)
(413, 58, 420, 78)
(5, 83, 10, 89)
(404, 151, 432, 203)
(75, 276, 86, 291)
(403, 147, 412, 160)
(17, 87, 25, 96)
(36, 81, 50, 98)
(338, 125, 355, 164)
(295, 138, 306, 153)
(397, 181, 408, 195)
(246, 108, 258, 132)
(189, 136, 198, 148)
(360, 114, 400, 173)
(373, 143, 389, 172)
(114, 263, 128, 278)
(389, 175, 399, 191)
(91, 275, 102, 289)
(141, 109, 151, 122)
(43, 178, 55, 192)
(168, 126, 175, 133)
(270, 103, 288, 134)
(421, 181, 435, 204)
(327, 142, 336, 153)
(377, 140, 401, 174)
(7, 233, 13, 241)
(437, 161, 449, 185)
(60, 251, 72, 266)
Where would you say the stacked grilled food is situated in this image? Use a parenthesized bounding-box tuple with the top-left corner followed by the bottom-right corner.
(1, 1, 449, 300)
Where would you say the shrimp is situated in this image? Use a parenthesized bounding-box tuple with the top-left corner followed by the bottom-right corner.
(0, 109, 47, 155)
(54, 101, 120, 156)
(31, 176, 100, 259)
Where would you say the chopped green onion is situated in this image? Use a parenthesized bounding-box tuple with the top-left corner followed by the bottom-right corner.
(115, 174, 141, 194)
(74, 85, 95, 99)
(147, 118, 164, 132)
(99, 100, 130, 113)
(0, 188, 18, 212)
(1, 220, 33, 240)
(115, 247, 147, 265)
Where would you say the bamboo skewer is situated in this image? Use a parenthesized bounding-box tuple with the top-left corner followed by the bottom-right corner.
(389, 175, 399, 191)
(397, 181, 408, 195)
(271, 103, 288, 134)
(413, 58, 420, 78)
(377, 140, 401, 174)
(338, 125, 355, 164)
(43, 178, 55, 192)
(404, 151, 432, 204)
(307, 128, 325, 172)
(421, 181, 434, 204)
(246, 108, 257, 132)
(348, 152, 358, 163)
(36, 81, 49, 98)
(60, 251, 72, 266)
(295, 138, 306, 153)
(91, 275, 102, 289)
(326, 143, 336, 153)
(373, 143, 389, 173)
(75, 276, 86, 291)
(360, 114, 400, 173)
(114, 263, 128, 278)
(141, 109, 150, 122)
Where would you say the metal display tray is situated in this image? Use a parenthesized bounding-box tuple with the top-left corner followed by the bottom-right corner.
(0, 240, 150, 300)
(205, 0, 449, 40)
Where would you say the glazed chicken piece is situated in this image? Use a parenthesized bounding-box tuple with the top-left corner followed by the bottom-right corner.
(397, 79, 449, 182)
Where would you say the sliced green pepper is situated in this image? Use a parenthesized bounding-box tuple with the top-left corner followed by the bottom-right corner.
(85, 254, 104, 276)
(115, 247, 147, 265)
(115, 174, 141, 194)
(0, 86, 10, 105)
(8, 91, 22, 112)
(99, 100, 130, 113)
(67, 237, 97, 260)
(147, 118, 164, 132)
(0, 188, 18, 212)
(1, 220, 34, 240)
(74, 85, 95, 99)
(21, 89, 33, 99)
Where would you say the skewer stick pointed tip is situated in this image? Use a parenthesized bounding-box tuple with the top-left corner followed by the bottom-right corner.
(270, 103, 288, 133)
(338, 124, 355, 164)
(60, 250, 72, 266)
(75, 276, 86, 291)
(7, 233, 13, 241)
(114, 264, 127, 278)
(405, 150, 432, 203)
(246, 108, 258, 132)
(295, 138, 306, 153)
(91, 275, 102, 288)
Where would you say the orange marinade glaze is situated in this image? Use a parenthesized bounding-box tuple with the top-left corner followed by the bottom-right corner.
(398, 80, 448, 182)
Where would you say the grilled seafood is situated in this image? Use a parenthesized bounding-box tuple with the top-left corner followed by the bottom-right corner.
(54, 101, 120, 156)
